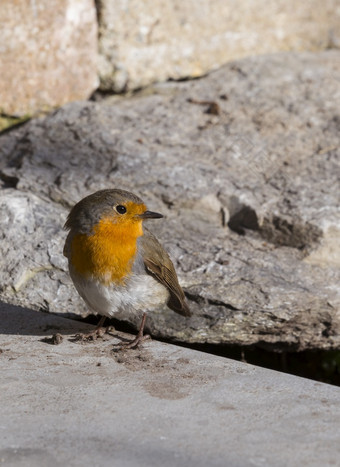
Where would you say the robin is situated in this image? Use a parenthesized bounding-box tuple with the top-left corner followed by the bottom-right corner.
(63, 189, 191, 348)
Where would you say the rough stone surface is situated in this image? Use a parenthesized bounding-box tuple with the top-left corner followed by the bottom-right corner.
(0, 51, 339, 351)
(0, 0, 98, 116)
(1, 302, 340, 467)
(97, 0, 340, 91)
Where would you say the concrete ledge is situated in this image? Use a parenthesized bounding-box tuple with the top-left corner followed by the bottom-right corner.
(1, 301, 339, 466)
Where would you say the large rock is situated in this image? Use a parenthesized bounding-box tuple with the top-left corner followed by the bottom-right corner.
(0, 51, 339, 351)
(98, 0, 340, 91)
(0, 0, 98, 117)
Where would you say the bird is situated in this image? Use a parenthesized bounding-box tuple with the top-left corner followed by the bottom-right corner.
(63, 189, 191, 348)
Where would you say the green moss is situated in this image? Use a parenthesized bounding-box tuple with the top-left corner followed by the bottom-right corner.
(0, 114, 31, 133)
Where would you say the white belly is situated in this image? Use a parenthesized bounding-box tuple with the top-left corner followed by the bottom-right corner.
(69, 268, 169, 318)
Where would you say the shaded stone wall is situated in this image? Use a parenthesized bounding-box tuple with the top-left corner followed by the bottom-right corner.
(0, 0, 339, 116)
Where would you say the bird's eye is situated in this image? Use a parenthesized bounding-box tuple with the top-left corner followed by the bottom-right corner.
(116, 205, 127, 214)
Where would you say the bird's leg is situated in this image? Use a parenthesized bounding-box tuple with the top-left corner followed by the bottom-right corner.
(113, 312, 151, 349)
(75, 315, 112, 341)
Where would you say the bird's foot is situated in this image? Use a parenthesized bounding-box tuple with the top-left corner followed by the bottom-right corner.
(112, 312, 150, 350)
(113, 333, 151, 350)
(74, 326, 111, 341)
(74, 316, 115, 341)
(73, 316, 113, 341)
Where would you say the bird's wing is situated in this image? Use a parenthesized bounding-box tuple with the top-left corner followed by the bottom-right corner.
(63, 231, 72, 258)
(140, 229, 191, 317)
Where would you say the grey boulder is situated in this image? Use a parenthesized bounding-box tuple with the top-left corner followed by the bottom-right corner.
(0, 51, 339, 351)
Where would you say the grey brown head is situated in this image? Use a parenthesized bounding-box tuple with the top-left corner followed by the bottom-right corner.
(64, 189, 163, 235)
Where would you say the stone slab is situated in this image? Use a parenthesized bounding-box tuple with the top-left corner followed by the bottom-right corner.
(1, 301, 340, 467)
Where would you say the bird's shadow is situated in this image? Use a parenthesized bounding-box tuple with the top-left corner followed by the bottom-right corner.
(0, 300, 137, 346)
(0, 300, 92, 336)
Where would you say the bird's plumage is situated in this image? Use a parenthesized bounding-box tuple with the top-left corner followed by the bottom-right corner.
(63, 189, 191, 322)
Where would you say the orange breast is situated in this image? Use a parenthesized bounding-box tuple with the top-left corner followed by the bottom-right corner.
(70, 218, 143, 284)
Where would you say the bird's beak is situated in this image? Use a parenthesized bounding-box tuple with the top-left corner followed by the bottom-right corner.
(139, 210, 163, 219)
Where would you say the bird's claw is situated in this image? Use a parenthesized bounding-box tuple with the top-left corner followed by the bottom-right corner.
(112, 334, 151, 350)
(74, 326, 113, 342)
